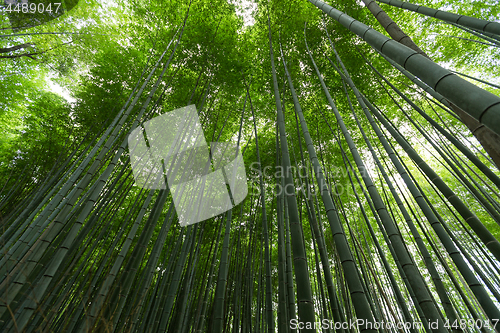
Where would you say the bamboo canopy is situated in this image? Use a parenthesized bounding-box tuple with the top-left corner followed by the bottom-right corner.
(0, 0, 499, 332)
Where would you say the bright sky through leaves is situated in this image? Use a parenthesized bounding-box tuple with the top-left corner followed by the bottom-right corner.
(231, 0, 257, 26)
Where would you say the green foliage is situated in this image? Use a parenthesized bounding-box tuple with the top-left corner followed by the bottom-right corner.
(1, 0, 500, 331)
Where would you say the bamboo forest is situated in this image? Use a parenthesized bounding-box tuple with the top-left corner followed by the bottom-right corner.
(1, 0, 500, 331)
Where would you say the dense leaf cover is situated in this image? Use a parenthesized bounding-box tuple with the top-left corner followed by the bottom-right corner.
(0, 0, 499, 331)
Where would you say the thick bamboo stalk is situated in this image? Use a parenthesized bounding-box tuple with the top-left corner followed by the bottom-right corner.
(367, 84, 500, 260)
(305, 24, 447, 332)
(211, 210, 232, 333)
(268, 13, 316, 331)
(376, 0, 500, 36)
(373, 53, 500, 182)
(276, 132, 289, 333)
(336, 62, 461, 328)
(365, 98, 500, 324)
(244, 76, 276, 332)
(360, 0, 428, 57)
(307, 0, 500, 136)
(284, 37, 378, 331)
